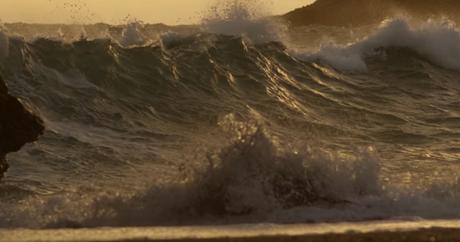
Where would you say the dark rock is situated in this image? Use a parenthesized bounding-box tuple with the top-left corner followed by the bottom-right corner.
(0, 75, 44, 180)
(284, 0, 460, 27)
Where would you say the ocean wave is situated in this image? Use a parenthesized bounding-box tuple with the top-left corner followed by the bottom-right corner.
(3, 116, 460, 228)
(2, 15, 460, 228)
(0, 114, 381, 227)
(0, 30, 9, 60)
(298, 19, 460, 71)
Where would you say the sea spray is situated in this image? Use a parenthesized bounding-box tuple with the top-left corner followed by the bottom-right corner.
(201, 0, 287, 43)
(120, 21, 147, 47)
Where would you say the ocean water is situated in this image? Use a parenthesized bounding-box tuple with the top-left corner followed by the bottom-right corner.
(2, 3, 460, 229)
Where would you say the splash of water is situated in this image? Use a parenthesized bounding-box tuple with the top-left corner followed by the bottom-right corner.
(120, 21, 147, 47)
(201, 0, 286, 43)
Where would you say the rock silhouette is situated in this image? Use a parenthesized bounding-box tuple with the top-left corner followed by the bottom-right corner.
(284, 0, 460, 26)
(0, 75, 44, 180)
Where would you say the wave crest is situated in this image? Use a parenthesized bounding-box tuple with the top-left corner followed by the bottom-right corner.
(300, 19, 460, 71)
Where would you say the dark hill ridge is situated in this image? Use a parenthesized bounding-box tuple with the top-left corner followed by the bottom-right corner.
(284, 0, 460, 26)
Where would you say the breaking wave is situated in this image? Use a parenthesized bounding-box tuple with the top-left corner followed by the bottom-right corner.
(2, 14, 460, 228)
(81, 115, 380, 227)
(300, 19, 460, 71)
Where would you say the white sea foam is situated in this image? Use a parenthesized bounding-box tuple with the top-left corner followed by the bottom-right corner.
(299, 19, 460, 71)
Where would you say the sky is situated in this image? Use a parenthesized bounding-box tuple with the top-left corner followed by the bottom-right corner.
(0, 0, 313, 25)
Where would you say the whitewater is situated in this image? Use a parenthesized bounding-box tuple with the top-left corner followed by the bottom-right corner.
(2, 3, 460, 229)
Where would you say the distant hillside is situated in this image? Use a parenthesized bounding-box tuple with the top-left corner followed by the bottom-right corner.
(284, 0, 460, 26)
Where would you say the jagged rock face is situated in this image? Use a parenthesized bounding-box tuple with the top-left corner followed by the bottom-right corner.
(0, 75, 44, 180)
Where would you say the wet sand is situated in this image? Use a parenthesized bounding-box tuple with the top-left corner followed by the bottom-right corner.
(2, 220, 460, 242)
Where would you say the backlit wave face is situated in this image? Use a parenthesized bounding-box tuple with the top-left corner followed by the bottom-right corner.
(2, 1, 460, 228)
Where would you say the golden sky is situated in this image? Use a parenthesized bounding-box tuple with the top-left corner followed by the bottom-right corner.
(0, 0, 313, 25)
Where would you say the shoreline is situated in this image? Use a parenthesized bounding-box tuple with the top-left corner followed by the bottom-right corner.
(3, 220, 460, 242)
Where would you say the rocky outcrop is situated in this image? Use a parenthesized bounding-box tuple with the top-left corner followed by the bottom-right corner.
(0, 75, 44, 180)
(284, 0, 460, 26)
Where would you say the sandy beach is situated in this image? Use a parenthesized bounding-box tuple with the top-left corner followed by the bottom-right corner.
(2, 220, 460, 242)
